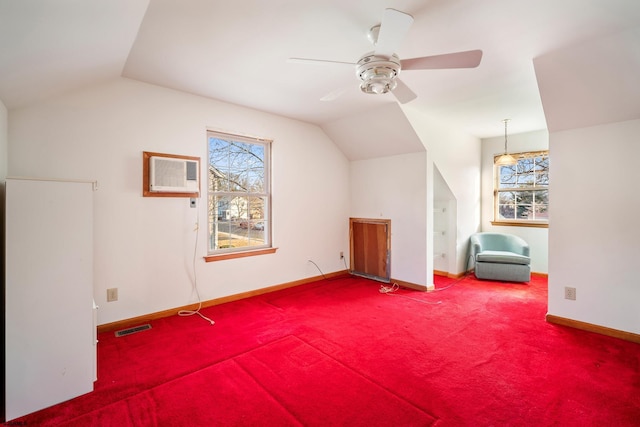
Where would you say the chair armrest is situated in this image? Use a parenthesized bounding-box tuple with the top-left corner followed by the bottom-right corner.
(469, 235, 483, 260)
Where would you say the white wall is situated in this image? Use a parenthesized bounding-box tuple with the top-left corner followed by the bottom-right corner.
(481, 129, 549, 274)
(8, 77, 350, 325)
(350, 152, 427, 287)
(402, 106, 482, 276)
(434, 167, 457, 274)
(0, 98, 7, 179)
(1, 98, 6, 280)
(547, 119, 640, 335)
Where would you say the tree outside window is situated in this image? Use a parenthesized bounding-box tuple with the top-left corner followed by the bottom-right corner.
(494, 150, 549, 226)
(207, 131, 271, 253)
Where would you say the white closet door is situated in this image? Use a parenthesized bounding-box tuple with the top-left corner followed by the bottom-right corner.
(5, 178, 95, 421)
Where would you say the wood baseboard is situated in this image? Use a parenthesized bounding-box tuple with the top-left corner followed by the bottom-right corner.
(98, 270, 350, 333)
(434, 270, 470, 279)
(435, 270, 548, 279)
(546, 314, 640, 344)
(390, 278, 429, 292)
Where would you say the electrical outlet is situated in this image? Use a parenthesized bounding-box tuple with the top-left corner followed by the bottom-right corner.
(564, 286, 576, 301)
(340, 251, 344, 259)
(107, 288, 118, 302)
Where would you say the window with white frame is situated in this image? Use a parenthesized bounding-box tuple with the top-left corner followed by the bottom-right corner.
(207, 130, 271, 255)
(493, 150, 549, 226)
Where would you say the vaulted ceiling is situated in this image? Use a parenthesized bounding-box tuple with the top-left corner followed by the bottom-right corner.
(1, 0, 639, 141)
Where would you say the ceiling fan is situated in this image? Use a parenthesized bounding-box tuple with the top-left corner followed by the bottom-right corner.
(289, 8, 483, 104)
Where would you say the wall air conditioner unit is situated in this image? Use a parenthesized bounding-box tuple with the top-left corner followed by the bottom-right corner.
(149, 156, 199, 193)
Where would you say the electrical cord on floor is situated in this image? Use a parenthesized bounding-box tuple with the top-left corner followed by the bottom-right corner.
(429, 254, 476, 292)
(379, 282, 442, 305)
(377, 254, 477, 303)
(178, 208, 215, 325)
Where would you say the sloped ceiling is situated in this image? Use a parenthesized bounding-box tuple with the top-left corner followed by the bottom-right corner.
(534, 26, 640, 132)
(323, 103, 423, 161)
(1, 0, 640, 152)
(0, 0, 149, 109)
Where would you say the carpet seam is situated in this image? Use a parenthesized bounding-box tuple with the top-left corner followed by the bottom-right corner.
(231, 334, 438, 426)
(231, 354, 306, 426)
(55, 351, 306, 427)
(51, 335, 304, 426)
(292, 334, 440, 426)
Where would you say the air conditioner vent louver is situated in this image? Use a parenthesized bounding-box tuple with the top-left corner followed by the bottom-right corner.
(149, 156, 199, 193)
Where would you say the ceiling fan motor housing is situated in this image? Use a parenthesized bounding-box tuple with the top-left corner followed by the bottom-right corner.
(356, 54, 401, 95)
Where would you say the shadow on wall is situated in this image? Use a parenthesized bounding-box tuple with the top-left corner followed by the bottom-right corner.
(433, 165, 457, 276)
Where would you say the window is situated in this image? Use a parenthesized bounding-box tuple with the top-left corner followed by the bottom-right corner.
(493, 150, 549, 227)
(206, 130, 273, 260)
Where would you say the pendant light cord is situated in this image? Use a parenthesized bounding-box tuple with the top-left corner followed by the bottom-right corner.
(503, 118, 510, 154)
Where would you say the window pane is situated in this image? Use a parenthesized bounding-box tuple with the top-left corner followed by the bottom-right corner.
(534, 189, 548, 204)
(516, 204, 533, 219)
(498, 191, 516, 219)
(208, 132, 270, 254)
(494, 150, 549, 224)
(515, 190, 534, 218)
(533, 189, 549, 219)
(209, 138, 230, 192)
(498, 204, 515, 219)
(209, 195, 234, 250)
(499, 165, 516, 188)
(498, 191, 516, 204)
(534, 204, 549, 220)
(497, 189, 548, 221)
(209, 196, 268, 251)
(535, 170, 549, 186)
(517, 157, 535, 174)
(534, 156, 549, 171)
(247, 196, 265, 222)
(247, 144, 265, 193)
(517, 172, 535, 186)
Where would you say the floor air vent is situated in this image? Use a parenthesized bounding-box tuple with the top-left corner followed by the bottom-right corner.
(115, 324, 152, 337)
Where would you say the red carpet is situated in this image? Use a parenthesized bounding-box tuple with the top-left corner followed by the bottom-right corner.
(14, 275, 640, 426)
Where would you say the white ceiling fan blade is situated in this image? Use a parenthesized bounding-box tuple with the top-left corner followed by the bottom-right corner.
(392, 78, 417, 104)
(374, 9, 414, 58)
(287, 58, 355, 68)
(401, 50, 483, 70)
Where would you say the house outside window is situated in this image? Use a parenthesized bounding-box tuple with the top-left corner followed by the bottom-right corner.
(207, 130, 272, 256)
(493, 150, 549, 227)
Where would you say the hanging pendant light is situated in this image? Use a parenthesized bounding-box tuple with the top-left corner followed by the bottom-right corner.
(495, 119, 517, 166)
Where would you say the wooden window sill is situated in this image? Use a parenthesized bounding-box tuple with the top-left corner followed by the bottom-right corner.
(204, 247, 278, 262)
(491, 221, 548, 229)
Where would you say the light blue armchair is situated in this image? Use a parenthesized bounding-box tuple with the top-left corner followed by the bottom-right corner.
(469, 232, 531, 282)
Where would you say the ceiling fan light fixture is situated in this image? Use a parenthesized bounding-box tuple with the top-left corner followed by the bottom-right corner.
(357, 54, 400, 96)
(360, 77, 397, 95)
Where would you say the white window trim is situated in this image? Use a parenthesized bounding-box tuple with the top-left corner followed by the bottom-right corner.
(492, 150, 549, 227)
(205, 129, 274, 260)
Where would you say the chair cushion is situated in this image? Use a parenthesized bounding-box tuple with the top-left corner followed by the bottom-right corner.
(476, 250, 530, 265)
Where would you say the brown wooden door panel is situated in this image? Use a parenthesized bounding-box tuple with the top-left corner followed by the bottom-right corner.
(350, 218, 390, 282)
